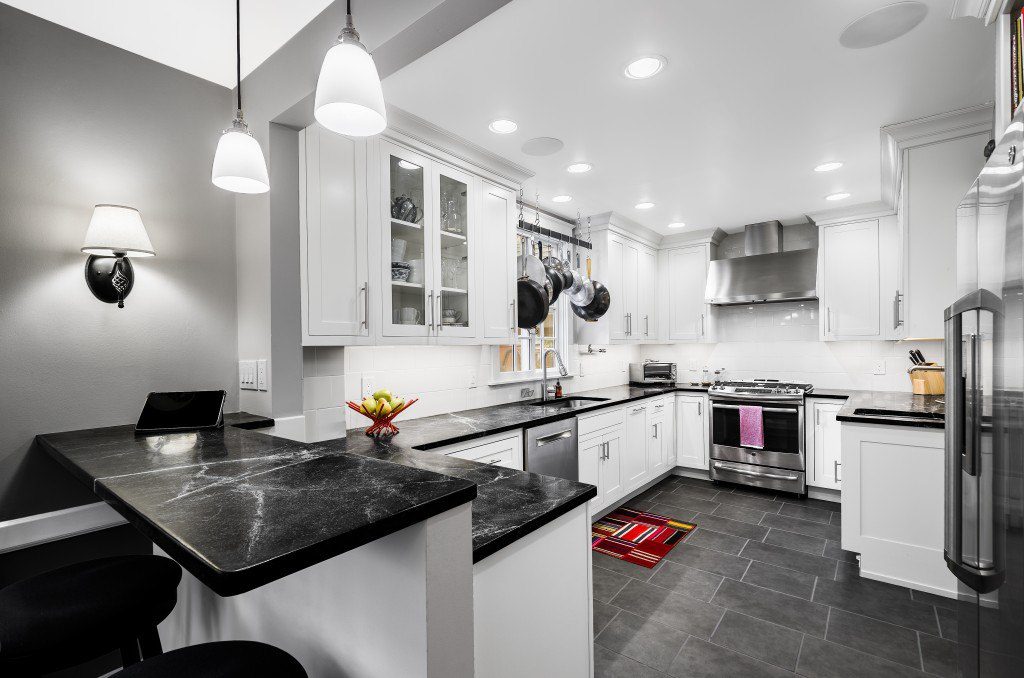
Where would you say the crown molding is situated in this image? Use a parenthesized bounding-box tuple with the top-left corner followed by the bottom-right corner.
(385, 105, 534, 186)
(950, 0, 1010, 24)
(660, 227, 728, 248)
(587, 211, 665, 248)
(879, 103, 993, 210)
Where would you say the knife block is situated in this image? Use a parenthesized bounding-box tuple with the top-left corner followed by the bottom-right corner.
(908, 365, 945, 395)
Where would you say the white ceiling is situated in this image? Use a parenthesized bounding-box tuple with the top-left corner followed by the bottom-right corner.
(383, 0, 995, 233)
(5, 0, 335, 87)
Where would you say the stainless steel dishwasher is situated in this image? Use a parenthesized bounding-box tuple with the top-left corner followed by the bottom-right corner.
(524, 418, 578, 481)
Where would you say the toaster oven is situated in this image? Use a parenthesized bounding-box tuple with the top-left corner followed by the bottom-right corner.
(629, 361, 677, 385)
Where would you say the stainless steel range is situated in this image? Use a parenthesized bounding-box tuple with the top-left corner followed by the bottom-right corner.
(707, 379, 813, 495)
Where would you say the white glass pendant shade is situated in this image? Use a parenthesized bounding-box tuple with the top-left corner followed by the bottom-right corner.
(314, 39, 387, 136)
(82, 204, 155, 257)
(212, 119, 270, 194)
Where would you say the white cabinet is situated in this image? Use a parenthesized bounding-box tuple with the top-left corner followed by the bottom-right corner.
(637, 249, 658, 340)
(660, 244, 711, 342)
(806, 399, 842, 490)
(578, 416, 625, 514)
(380, 140, 480, 341)
(436, 431, 523, 470)
(479, 182, 517, 343)
(820, 219, 881, 340)
(623, 402, 650, 492)
(602, 233, 656, 342)
(299, 124, 373, 345)
(675, 394, 708, 470)
(895, 133, 989, 339)
(647, 398, 674, 476)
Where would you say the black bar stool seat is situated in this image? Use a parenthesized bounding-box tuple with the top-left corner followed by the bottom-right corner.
(111, 641, 307, 677)
(0, 555, 182, 674)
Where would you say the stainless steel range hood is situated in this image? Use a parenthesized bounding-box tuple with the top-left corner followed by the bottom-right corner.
(705, 221, 817, 305)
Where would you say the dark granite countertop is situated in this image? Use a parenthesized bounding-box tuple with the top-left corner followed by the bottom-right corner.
(828, 391, 945, 429)
(37, 414, 478, 596)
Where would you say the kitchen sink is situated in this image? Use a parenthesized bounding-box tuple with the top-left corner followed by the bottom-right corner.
(853, 408, 944, 421)
(529, 396, 611, 408)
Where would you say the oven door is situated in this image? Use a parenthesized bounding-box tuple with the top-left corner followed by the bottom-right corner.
(710, 400, 804, 471)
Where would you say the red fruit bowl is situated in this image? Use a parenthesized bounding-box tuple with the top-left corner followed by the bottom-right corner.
(346, 398, 418, 436)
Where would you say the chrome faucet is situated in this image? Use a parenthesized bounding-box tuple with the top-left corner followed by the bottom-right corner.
(542, 348, 569, 401)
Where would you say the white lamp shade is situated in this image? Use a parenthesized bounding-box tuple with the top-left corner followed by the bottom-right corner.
(314, 41, 387, 137)
(81, 204, 155, 257)
(212, 128, 270, 194)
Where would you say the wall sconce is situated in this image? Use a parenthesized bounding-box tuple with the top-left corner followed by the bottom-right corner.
(81, 204, 155, 308)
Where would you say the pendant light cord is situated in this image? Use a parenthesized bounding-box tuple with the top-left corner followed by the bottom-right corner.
(235, 0, 242, 113)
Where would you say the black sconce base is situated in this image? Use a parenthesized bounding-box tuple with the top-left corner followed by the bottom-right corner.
(85, 255, 134, 308)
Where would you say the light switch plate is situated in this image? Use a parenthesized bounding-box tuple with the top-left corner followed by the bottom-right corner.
(872, 360, 886, 376)
(239, 360, 257, 390)
(256, 359, 268, 391)
(361, 375, 378, 400)
(467, 368, 477, 388)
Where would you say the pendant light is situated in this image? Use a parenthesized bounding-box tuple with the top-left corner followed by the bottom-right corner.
(212, 0, 270, 194)
(314, 0, 387, 136)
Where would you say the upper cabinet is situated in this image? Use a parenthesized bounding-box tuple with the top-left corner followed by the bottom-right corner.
(300, 117, 522, 347)
(819, 219, 881, 340)
(299, 124, 372, 345)
(659, 244, 711, 342)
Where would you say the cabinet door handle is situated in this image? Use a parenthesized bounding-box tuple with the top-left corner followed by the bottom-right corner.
(487, 457, 502, 465)
(700, 313, 705, 337)
(645, 315, 649, 336)
(833, 460, 841, 483)
(436, 293, 443, 332)
(510, 300, 516, 335)
(631, 406, 645, 414)
(698, 400, 702, 416)
(361, 282, 369, 329)
(653, 422, 659, 439)
(826, 306, 832, 335)
(815, 408, 820, 426)
(428, 291, 434, 331)
(893, 292, 903, 330)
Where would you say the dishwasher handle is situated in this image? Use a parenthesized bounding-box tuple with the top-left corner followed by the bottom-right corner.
(534, 429, 573, 446)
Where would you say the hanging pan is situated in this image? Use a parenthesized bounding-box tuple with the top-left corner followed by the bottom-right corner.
(571, 279, 611, 321)
(517, 235, 550, 329)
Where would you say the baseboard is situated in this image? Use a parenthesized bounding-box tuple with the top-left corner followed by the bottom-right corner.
(672, 467, 711, 481)
(0, 502, 126, 554)
(859, 566, 957, 599)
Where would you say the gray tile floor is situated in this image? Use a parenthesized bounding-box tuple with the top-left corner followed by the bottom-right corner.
(593, 475, 958, 678)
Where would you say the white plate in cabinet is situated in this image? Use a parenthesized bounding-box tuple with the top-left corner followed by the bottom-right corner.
(579, 428, 624, 513)
(441, 431, 523, 470)
(675, 394, 708, 470)
(299, 123, 372, 345)
(807, 400, 843, 490)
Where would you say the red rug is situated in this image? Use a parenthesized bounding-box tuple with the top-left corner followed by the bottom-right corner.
(592, 507, 695, 568)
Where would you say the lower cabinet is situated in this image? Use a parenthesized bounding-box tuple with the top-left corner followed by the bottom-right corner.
(579, 426, 624, 513)
(436, 431, 523, 470)
(675, 394, 709, 470)
(623, 402, 650, 493)
(807, 399, 843, 490)
(647, 398, 674, 477)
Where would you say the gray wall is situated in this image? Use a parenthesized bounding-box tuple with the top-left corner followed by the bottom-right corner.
(0, 5, 239, 521)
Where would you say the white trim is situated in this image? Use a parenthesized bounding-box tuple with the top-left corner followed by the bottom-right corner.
(586, 212, 664, 249)
(950, 0, 1010, 24)
(0, 503, 126, 554)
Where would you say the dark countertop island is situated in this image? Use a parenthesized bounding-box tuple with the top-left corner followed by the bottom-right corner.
(808, 389, 945, 429)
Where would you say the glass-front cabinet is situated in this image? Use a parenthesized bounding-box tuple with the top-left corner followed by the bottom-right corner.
(381, 139, 476, 339)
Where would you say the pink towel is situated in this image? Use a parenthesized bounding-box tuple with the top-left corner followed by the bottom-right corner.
(739, 405, 764, 449)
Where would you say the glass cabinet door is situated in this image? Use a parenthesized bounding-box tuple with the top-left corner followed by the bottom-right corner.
(383, 142, 431, 337)
(432, 163, 475, 338)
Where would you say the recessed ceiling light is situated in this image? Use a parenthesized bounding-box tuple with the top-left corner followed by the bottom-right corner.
(839, 2, 928, 49)
(488, 119, 518, 134)
(635, 202, 655, 210)
(667, 222, 687, 229)
(566, 162, 593, 173)
(814, 161, 843, 172)
(826, 192, 851, 201)
(397, 159, 419, 170)
(551, 195, 573, 203)
(624, 55, 666, 79)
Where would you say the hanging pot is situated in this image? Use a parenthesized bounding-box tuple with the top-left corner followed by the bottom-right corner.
(517, 238, 548, 295)
(544, 255, 573, 290)
(517, 278, 549, 329)
(567, 277, 594, 307)
(544, 259, 564, 304)
(571, 279, 611, 321)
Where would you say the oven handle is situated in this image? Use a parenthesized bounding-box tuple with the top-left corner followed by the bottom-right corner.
(713, 462, 799, 482)
(711, 403, 796, 414)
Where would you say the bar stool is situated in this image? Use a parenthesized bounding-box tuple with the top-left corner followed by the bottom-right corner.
(0, 554, 182, 675)
(111, 641, 307, 677)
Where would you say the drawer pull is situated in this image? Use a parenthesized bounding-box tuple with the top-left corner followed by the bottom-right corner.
(488, 457, 503, 465)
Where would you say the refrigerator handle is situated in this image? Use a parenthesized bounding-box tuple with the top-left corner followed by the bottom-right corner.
(943, 289, 1004, 593)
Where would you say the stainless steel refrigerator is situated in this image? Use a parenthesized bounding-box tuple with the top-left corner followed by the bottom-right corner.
(945, 115, 1024, 678)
